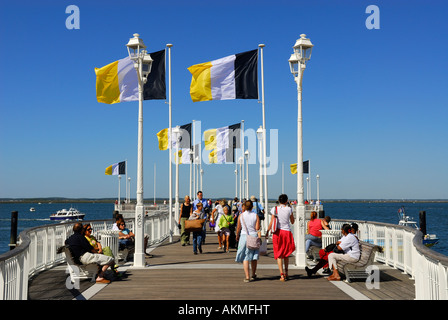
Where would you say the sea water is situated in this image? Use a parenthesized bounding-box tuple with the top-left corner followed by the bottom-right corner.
(1, 201, 447, 256)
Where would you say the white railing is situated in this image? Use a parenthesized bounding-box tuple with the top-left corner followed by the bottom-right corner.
(327, 219, 448, 300)
(0, 210, 172, 300)
(2, 212, 447, 300)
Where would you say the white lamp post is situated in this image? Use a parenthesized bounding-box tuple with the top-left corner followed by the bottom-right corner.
(118, 175, 121, 208)
(189, 150, 194, 199)
(316, 174, 320, 204)
(234, 166, 238, 199)
(195, 156, 199, 194)
(289, 34, 313, 268)
(307, 176, 311, 202)
(239, 156, 243, 200)
(257, 126, 268, 231)
(172, 126, 181, 234)
(126, 33, 153, 268)
(200, 168, 204, 191)
(256, 126, 264, 205)
(245, 150, 250, 200)
(128, 177, 131, 203)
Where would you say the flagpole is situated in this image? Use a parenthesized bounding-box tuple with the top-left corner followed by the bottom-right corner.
(200, 137, 203, 191)
(309, 159, 312, 202)
(259, 44, 269, 229)
(174, 126, 180, 236)
(166, 43, 174, 241)
(241, 120, 245, 199)
(154, 163, 156, 205)
(125, 159, 128, 203)
(118, 175, 121, 209)
(189, 150, 192, 199)
(192, 120, 196, 197)
(235, 162, 238, 199)
(282, 162, 284, 195)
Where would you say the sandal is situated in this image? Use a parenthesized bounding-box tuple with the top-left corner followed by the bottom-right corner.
(243, 278, 250, 283)
(280, 273, 286, 282)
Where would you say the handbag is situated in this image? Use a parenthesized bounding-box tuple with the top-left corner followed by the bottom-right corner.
(241, 215, 261, 250)
(184, 219, 205, 232)
(270, 206, 279, 233)
(259, 238, 267, 255)
(332, 245, 345, 254)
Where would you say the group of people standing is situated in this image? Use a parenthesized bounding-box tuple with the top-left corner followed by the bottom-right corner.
(178, 191, 296, 283)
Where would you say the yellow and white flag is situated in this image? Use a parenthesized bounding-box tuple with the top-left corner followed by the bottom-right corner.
(204, 123, 241, 164)
(187, 50, 258, 102)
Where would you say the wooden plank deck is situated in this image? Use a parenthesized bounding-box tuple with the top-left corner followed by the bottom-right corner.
(28, 231, 415, 302)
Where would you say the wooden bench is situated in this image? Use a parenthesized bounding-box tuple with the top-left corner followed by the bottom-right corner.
(57, 245, 99, 283)
(336, 241, 382, 282)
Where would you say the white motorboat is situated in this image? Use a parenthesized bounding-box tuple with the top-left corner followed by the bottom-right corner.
(398, 206, 439, 247)
(50, 207, 85, 221)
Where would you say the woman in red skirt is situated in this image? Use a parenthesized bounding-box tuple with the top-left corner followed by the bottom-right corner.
(266, 194, 295, 281)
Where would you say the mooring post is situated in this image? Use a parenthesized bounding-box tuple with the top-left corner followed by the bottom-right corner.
(9, 211, 18, 250)
(419, 211, 427, 237)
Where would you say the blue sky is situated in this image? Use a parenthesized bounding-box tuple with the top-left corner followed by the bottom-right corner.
(0, 0, 447, 200)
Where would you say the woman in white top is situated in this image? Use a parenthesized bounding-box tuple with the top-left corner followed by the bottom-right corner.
(235, 200, 261, 283)
(327, 224, 360, 281)
(266, 194, 295, 281)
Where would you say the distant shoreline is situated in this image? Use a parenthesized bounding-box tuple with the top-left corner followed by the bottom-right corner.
(1, 198, 448, 204)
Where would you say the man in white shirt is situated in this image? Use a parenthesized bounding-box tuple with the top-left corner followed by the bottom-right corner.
(327, 224, 360, 281)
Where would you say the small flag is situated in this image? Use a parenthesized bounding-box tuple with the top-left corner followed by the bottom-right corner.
(95, 50, 165, 104)
(290, 161, 309, 175)
(204, 123, 241, 164)
(303, 160, 309, 174)
(187, 50, 258, 102)
(175, 148, 192, 164)
(143, 50, 166, 100)
(156, 123, 192, 151)
(105, 161, 126, 175)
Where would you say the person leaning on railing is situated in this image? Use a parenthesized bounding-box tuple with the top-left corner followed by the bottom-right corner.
(65, 222, 116, 284)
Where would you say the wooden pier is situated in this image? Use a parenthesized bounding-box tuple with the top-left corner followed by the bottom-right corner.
(28, 231, 415, 303)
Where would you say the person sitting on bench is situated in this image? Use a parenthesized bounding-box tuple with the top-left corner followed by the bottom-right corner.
(65, 222, 115, 284)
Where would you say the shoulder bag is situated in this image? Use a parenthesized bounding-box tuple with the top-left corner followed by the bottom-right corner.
(185, 213, 205, 232)
(270, 206, 279, 233)
(241, 214, 261, 250)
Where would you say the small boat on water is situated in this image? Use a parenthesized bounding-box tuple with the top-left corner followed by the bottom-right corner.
(398, 206, 439, 247)
(50, 207, 85, 221)
(29, 207, 35, 212)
